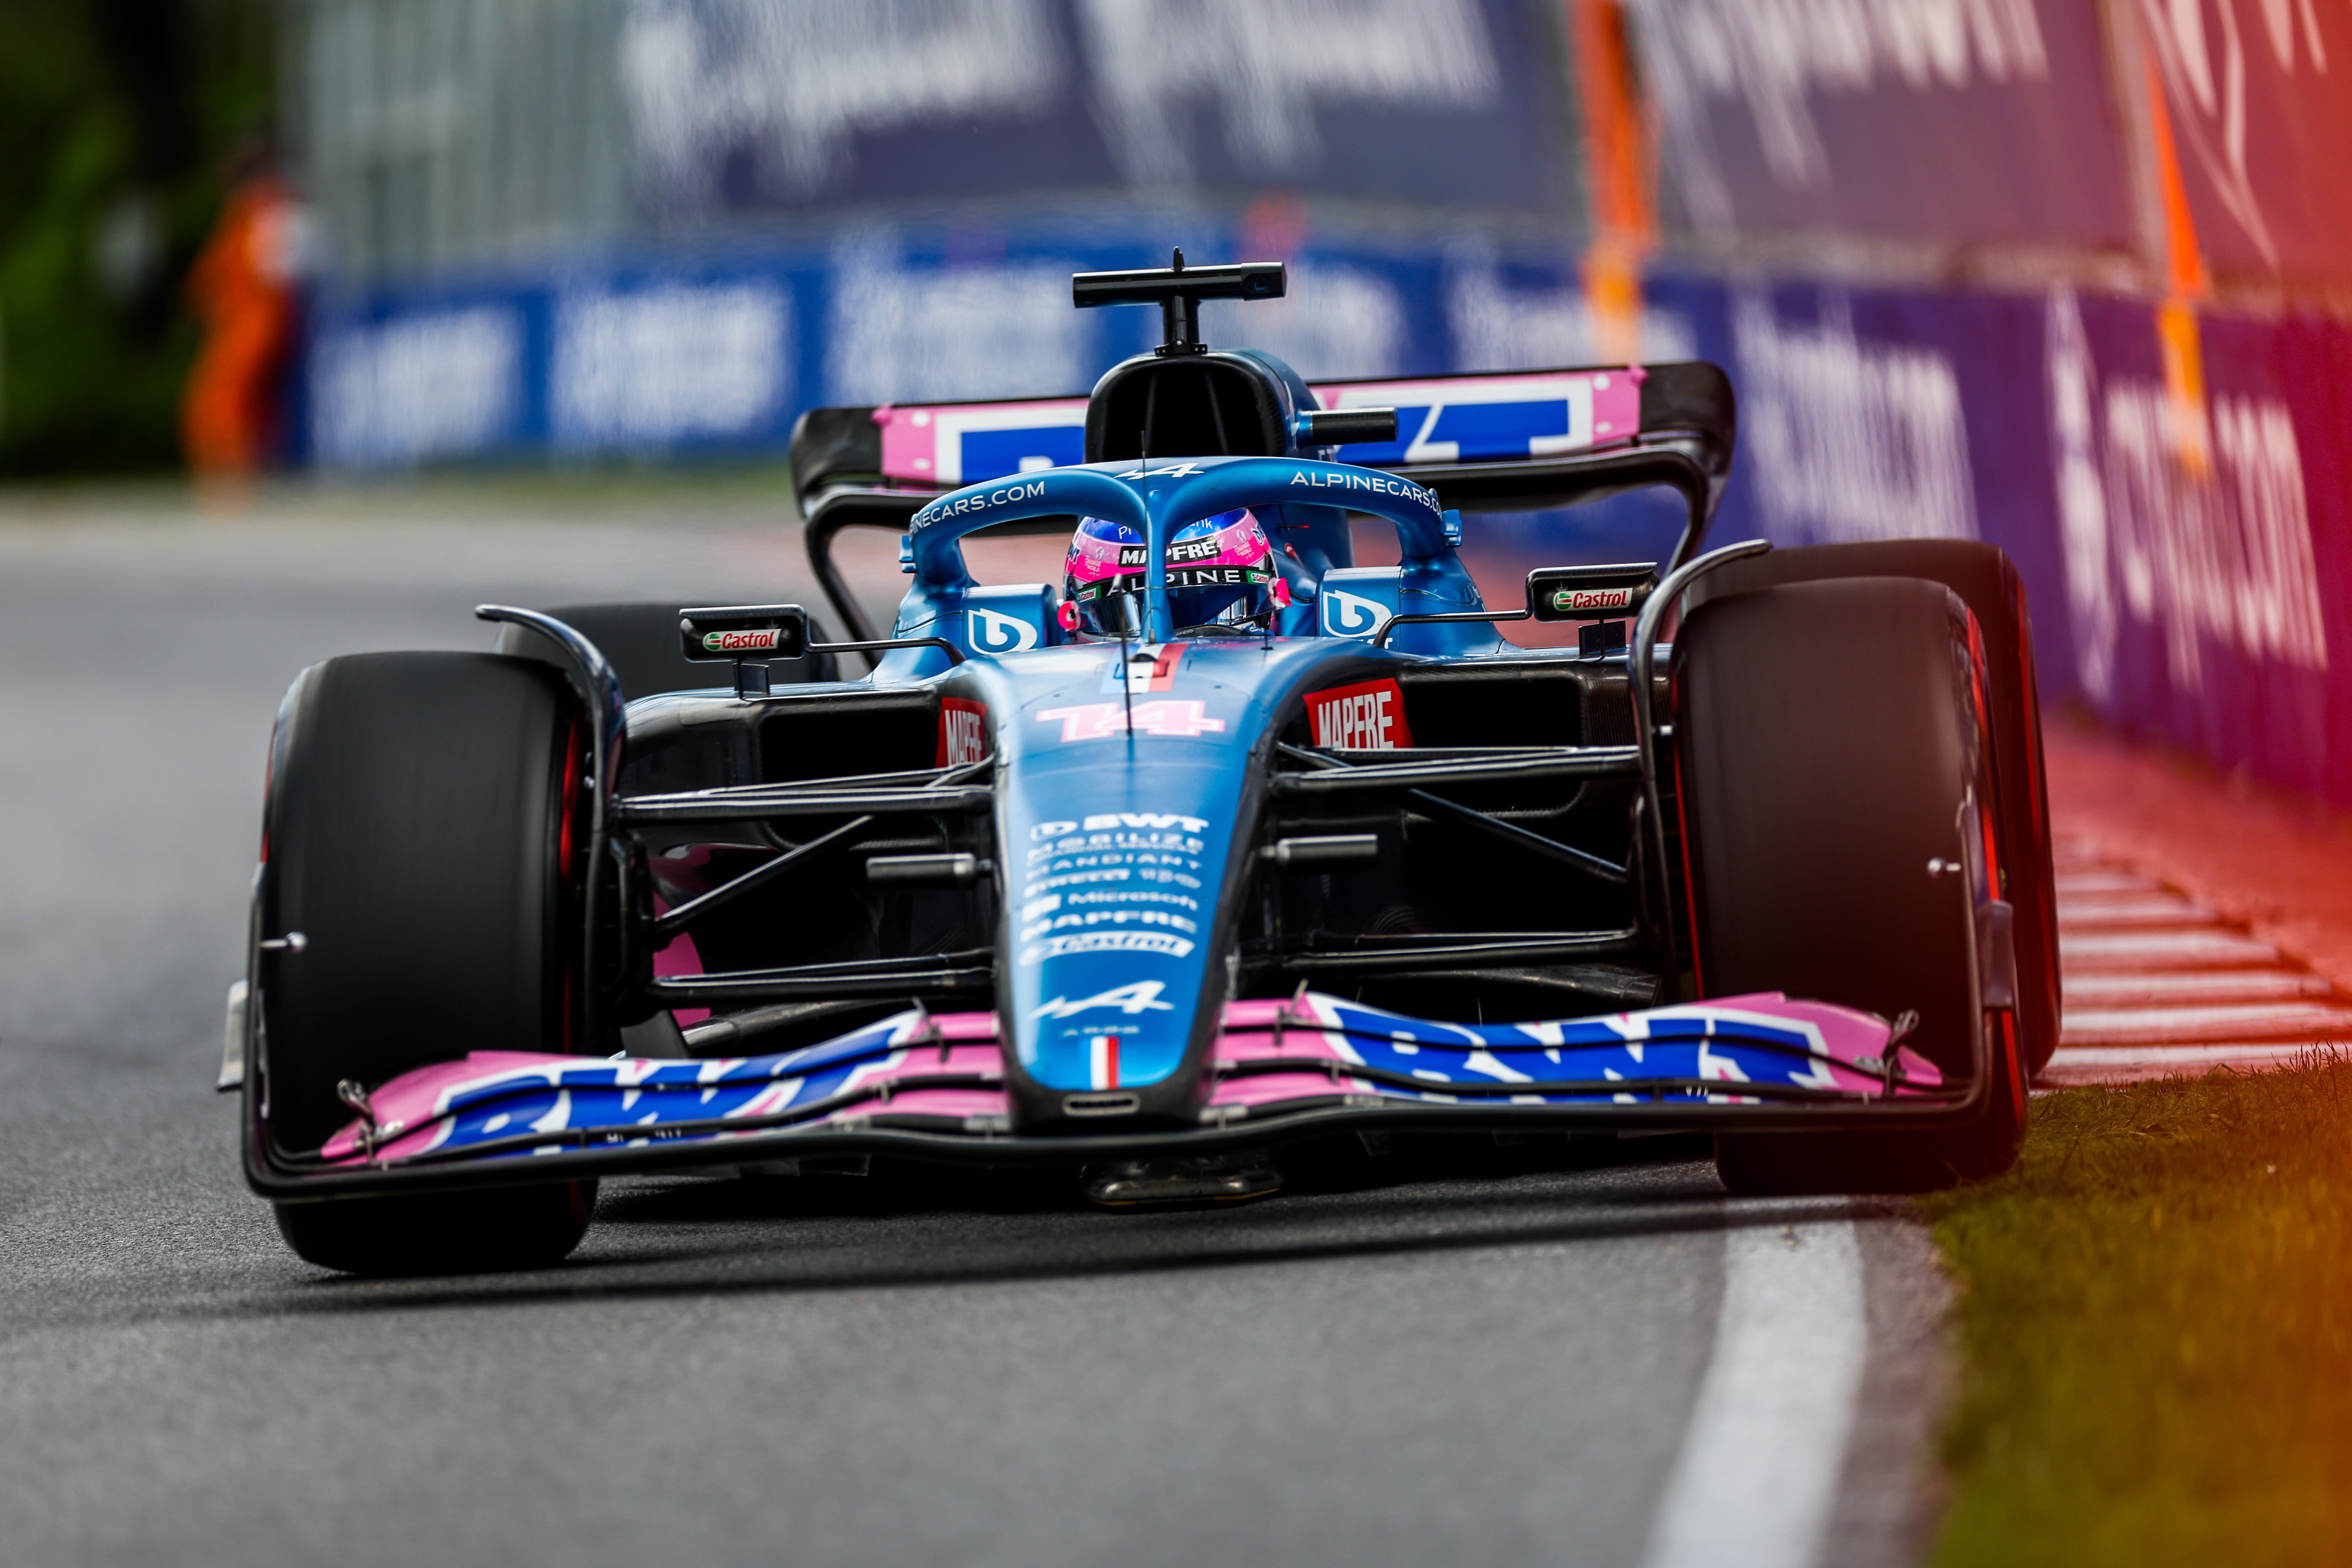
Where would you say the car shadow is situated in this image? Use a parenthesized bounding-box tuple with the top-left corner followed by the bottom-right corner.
(229, 1136, 1907, 1319)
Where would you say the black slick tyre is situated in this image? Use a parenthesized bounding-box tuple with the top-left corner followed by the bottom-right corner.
(257, 652, 594, 1274)
(1689, 541, 2058, 1075)
(1674, 577, 2026, 1195)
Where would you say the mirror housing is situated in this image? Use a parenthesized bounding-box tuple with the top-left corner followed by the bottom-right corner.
(1526, 565, 1658, 622)
(678, 605, 810, 661)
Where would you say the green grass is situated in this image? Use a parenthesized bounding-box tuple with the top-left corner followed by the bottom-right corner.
(1925, 1056, 2352, 1566)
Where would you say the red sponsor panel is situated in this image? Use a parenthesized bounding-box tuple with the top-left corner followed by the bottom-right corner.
(1305, 679, 1414, 750)
(936, 697, 990, 766)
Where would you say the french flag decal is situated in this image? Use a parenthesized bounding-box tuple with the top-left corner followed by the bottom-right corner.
(1088, 1035, 1121, 1089)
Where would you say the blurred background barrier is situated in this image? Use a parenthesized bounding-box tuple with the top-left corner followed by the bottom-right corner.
(2, 0, 2346, 808)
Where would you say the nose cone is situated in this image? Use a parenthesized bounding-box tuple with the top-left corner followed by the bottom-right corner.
(1011, 757, 1242, 1109)
(990, 643, 1258, 1123)
(1014, 786, 1227, 1098)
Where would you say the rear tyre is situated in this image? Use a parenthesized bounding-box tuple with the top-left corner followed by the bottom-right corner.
(258, 652, 593, 1274)
(1674, 578, 2026, 1195)
(1690, 541, 2058, 1074)
(497, 601, 838, 700)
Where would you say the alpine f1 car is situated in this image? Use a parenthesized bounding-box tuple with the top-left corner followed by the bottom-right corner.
(228, 255, 2057, 1274)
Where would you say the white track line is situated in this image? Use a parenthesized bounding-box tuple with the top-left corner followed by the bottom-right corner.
(1641, 1215, 1864, 1568)
(2063, 969, 2331, 1006)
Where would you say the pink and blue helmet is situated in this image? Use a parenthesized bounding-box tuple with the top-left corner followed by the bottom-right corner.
(1063, 509, 1278, 635)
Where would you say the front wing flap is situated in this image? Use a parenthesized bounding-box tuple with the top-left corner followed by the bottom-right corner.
(253, 992, 1972, 1201)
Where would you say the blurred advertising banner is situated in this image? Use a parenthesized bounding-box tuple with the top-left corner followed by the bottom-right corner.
(302, 237, 2352, 808)
(298, 232, 1696, 467)
(1681, 281, 2350, 808)
(621, 0, 1565, 215)
(1627, 0, 2137, 246)
(2134, 0, 2352, 285)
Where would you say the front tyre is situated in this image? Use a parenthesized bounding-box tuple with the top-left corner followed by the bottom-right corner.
(1689, 540, 2059, 1075)
(256, 652, 594, 1274)
(1673, 577, 2026, 1195)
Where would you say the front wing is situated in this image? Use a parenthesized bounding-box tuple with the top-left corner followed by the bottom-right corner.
(251, 992, 1982, 1202)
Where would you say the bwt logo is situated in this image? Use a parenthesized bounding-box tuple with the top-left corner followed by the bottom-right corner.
(1320, 588, 1391, 638)
(967, 606, 1040, 653)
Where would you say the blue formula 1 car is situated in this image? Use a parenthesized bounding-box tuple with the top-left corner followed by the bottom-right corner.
(227, 256, 2058, 1274)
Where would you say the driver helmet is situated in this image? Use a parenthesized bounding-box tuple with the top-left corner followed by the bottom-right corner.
(1062, 508, 1277, 636)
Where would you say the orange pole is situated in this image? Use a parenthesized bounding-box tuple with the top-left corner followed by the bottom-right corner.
(2144, 45, 2210, 475)
(1571, 0, 1655, 365)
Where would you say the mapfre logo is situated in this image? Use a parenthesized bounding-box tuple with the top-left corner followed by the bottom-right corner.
(1306, 678, 1414, 750)
(1319, 587, 1391, 639)
(936, 697, 989, 765)
(967, 605, 1040, 654)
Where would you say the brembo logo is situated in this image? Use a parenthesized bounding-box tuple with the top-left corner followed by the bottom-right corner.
(1320, 588, 1391, 638)
(1307, 679, 1414, 750)
(1552, 587, 1634, 613)
(967, 606, 1039, 653)
(700, 628, 782, 653)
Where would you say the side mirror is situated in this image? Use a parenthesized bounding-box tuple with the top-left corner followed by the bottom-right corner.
(1526, 565, 1658, 622)
(680, 604, 810, 699)
(678, 604, 810, 661)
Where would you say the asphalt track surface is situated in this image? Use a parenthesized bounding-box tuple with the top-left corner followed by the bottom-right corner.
(0, 497, 1947, 1568)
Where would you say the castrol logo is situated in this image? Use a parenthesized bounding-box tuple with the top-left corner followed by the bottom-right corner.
(1550, 586, 1634, 613)
(700, 628, 783, 653)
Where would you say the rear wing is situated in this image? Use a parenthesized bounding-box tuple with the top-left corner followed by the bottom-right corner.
(790, 361, 1735, 642)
